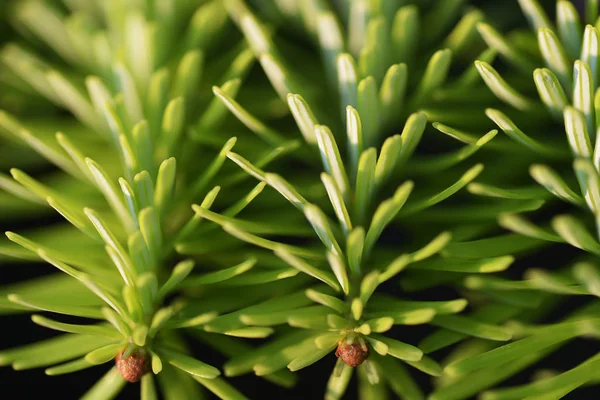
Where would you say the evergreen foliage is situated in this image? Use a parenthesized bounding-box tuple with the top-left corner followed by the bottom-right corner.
(0, 1, 598, 399)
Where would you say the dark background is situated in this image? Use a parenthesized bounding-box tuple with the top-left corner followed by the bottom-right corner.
(1, 0, 599, 399)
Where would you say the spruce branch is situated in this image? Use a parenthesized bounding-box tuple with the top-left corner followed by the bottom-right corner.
(433, 1, 600, 398)
(0, 0, 579, 399)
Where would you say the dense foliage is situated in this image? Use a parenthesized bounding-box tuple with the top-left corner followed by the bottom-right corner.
(1, 1, 599, 399)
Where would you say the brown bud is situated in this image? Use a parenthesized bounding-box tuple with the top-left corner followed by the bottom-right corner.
(115, 348, 151, 382)
(335, 340, 369, 367)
